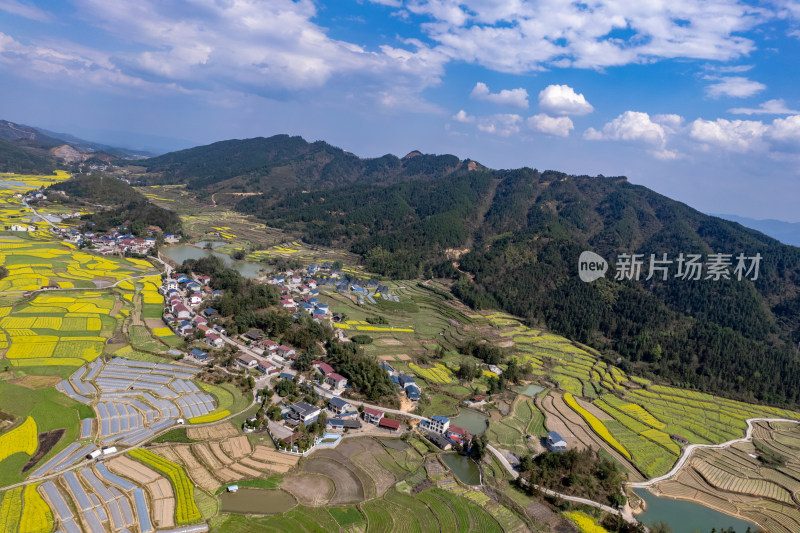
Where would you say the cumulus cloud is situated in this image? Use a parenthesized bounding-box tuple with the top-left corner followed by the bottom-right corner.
(689, 118, 769, 151)
(767, 115, 800, 144)
(393, 0, 766, 72)
(584, 111, 680, 158)
(584, 111, 668, 146)
(452, 109, 475, 123)
(527, 113, 574, 137)
(538, 85, 593, 116)
(653, 114, 685, 132)
(728, 98, 800, 115)
(7, 0, 449, 104)
(476, 114, 523, 136)
(469, 82, 529, 108)
(705, 76, 766, 98)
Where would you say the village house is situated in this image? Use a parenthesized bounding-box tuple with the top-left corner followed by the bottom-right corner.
(189, 348, 210, 362)
(205, 334, 224, 348)
(286, 402, 321, 426)
(277, 345, 296, 358)
(236, 353, 258, 369)
(257, 362, 279, 375)
(313, 361, 334, 376)
(327, 419, 361, 431)
(328, 397, 351, 415)
(173, 303, 191, 320)
(379, 418, 401, 432)
(244, 329, 264, 342)
(428, 416, 450, 434)
(546, 431, 567, 452)
(363, 407, 384, 425)
(325, 372, 347, 390)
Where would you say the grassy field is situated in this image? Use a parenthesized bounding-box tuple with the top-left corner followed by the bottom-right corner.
(0, 382, 90, 486)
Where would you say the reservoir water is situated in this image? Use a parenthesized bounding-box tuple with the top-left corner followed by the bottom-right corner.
(450, 409, 489, 435)
(516, 384, 545, 397)
(161, 245, 268, 278)
(219, 488, 297, 514)
(634, 489, 757, 533)
(441, 453, 481, 485)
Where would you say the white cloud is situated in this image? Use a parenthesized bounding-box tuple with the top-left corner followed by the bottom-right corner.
(689, 118, 768, 151)
(686, 114, 800, 153)
(705, 76, 766, 98)
(452, 109, 475, 123)
(23, 0, 450, 104)
(469, 82, 529, 108)
(527, 113, 573, 137)
(0, 0, 51, 22)
(538, 84, 593, 116)
(584, 111, 668, 146)
(653, 114, 685, 133)
(477, 114, 522, 136)
(768, 115, 800, 144)
(398, 0, 766, 72)
(728, 98, 800, 115)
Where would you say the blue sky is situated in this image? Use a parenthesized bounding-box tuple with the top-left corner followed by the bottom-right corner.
(1, 0, 799, 220)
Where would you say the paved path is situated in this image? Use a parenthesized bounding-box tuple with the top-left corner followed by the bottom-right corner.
(312, 385, 426, 421)
(628, 417, 799, 488)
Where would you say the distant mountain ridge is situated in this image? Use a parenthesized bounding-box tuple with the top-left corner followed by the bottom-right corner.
(713, 214, 800, 248)
(0, 120, 153, 167)
(135, 134, 481, 192)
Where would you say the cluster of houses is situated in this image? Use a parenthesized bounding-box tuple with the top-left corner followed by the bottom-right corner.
(419, 415, 473, 451)
(379, 362, 421, 401)
(53, 226, 181, 255)
(160, 273, 225, 349)
(269, 264, 400, 308)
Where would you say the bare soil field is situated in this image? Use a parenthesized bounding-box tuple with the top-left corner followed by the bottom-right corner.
(172, 445, 220, 492)
(282, 473, 335, 506)
(209, 441, 233, 465)
(192, 443, 223, 470)
(222, 436, 251, 458)
(187, 422, 238, 440)
(251, 446, 300, 467)
(229, 462, 261, 477)
(575, 396, 612, 420)
(147, 478, 173, 500)
(214, 467, 243, 483)
(304, 456, 365, 505)
(152, 495, 175, 528)
(108, 456, 160, 484)
(9, 375, 61, 389)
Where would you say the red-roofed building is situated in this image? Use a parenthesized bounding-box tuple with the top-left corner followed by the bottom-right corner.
(363, 407, 383, 425)
(325, 372, 348, 390)
(446, 425, 472, 446)
(313, 361, 335, 376)
(379, 418, 401, 431)
(278, 345, 296, 358)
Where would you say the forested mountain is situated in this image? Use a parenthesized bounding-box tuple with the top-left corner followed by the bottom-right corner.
(0, 137, 58, 174)
(47, 174, 182, 235)
(137, 135, 800, 406)
(134, 134, 474, 191)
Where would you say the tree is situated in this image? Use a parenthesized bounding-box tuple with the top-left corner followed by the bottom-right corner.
(470, 434, 488, 460)
(456, 359, 480, 382)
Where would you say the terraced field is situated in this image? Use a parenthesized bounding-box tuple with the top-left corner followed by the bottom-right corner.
(649, 421, 800, 533)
